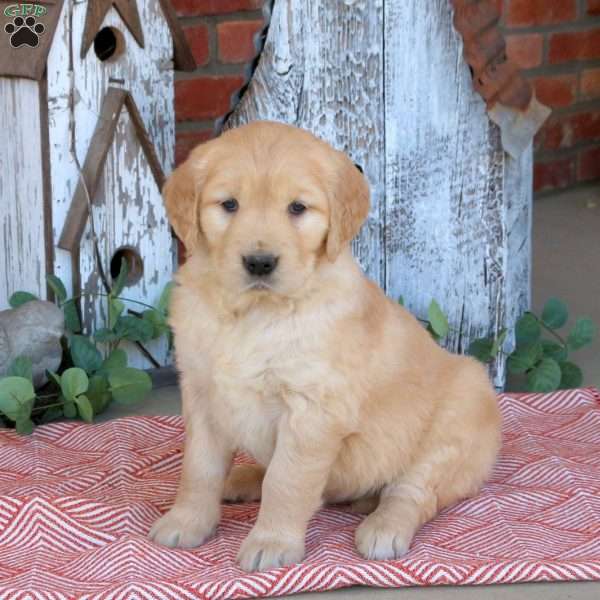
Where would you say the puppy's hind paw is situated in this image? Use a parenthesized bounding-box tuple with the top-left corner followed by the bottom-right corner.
(354, 512, 414, 560)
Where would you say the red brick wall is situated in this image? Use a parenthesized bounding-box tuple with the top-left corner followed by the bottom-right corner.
(502, 0, 600, 193)
(172, 1, 600, 195)
(172, 0, 264, 165)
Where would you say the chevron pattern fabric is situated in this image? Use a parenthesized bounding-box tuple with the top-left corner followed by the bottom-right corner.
(1, 388, 599, 599)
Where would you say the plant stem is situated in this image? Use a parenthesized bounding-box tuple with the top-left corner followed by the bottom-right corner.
(31, 401, 65, 413)
(99, 293, 156, 311)
(135, 342, 161, 368)
(70, 293, 157, 312)
(536, 316, 567, 346)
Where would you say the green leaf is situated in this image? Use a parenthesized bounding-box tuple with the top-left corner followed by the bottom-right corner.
(112, 257, 129, 298)
(108, 367, 152, 404)
(94, 328, 118, 343)
(541, 298, 569, 330)
(142, 309, 168, 339)
(114, 316, 154, 343)
(46, 274, 67, 303)
(101, 348, 128, 371)
(9, 291, 38, 308)
(427, 300, 449, 339)
(507, 342, 544, 375)
(515, 313, 541, 346)
(541, 340, 568, 362)
(74, 394, 94, 423)
(63, 401, 77, 418)
(16, 418, 34, 435)
(490, 329, 508, 358)
(108, 297, 125, 330)
(87, 375, 111, 414)
(63, 300, 81, 333)
(397, 295, 405, 307)
(0, 377, 36, 422)
(468, 337, 494, 363)
(70, 335, 103, 373)
(60, 367, 89, 402)
(567, 317, 596, 351)
(526, 358, 562, 393)
(157, 281, 175, 315)
(559, 361, 583, 389)
(7, 356, 33, 381)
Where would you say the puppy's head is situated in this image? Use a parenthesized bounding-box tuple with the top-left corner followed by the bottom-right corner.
(163, 121, 369, 297)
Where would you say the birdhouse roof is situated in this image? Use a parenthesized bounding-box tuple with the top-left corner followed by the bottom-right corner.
(58, 87, 166, 253)
(0, 0, 194, 81)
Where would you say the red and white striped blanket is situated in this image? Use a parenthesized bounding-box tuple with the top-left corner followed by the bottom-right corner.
(1, 388, 599, 599)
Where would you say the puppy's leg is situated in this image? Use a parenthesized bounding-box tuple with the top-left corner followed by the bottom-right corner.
(223, 464, 265, 502)
(354, 476, 437, 560)
(149, 399, 232, 548)
(237, 412, 344, 571)
(355, 441, 492, 560)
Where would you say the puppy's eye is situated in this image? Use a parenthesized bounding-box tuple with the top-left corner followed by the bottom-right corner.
(221, 198, 239, 213)
(288, 201, 307, 216)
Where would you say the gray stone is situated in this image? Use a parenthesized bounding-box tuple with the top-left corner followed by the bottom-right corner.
(0, 301, 65, 388)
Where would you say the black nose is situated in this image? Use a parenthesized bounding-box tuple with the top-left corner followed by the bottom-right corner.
(242, 254, 279, 277)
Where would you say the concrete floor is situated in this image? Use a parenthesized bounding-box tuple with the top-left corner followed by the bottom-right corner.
(103, 186, 600, 598)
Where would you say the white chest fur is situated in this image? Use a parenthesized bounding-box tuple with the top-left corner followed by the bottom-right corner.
(199, 300, 332, 464)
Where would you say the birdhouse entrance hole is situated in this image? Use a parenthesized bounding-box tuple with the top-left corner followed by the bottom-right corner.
(110, 247, 144, 287)
(94, 27, 125, 62)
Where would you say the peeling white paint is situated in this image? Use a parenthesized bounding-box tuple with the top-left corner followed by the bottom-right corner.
(0, 79, 47, 309)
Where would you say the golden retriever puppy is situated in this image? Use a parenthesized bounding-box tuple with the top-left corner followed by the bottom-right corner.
(149, 121, 501, 571)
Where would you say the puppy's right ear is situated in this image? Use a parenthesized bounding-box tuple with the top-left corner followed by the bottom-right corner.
(162, 149, 208, 253)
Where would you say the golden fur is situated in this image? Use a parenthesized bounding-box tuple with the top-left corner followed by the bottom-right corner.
(149, 121, 501, 571)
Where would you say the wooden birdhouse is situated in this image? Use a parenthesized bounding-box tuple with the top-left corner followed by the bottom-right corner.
(0, 0, 194, 367)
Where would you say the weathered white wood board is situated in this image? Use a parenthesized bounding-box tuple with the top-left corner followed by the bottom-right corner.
(383, 0, 531, 386)
(227, 0, 532, 388)
(0, 79, 47, 309)
(46, 0, 177, 367)
(226, 0, 386, 284)
(78, 106, 172, 368)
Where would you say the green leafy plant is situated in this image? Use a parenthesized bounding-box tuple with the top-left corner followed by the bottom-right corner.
(401, 296, 596, 393)
(0, 259, 173, 434)
(469, 298, 595, 392)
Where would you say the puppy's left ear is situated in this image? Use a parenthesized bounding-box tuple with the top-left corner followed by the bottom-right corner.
(326, 154, 370, 262)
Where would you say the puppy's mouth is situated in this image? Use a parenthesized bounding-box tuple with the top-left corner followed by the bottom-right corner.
(243, 280, 275, 293)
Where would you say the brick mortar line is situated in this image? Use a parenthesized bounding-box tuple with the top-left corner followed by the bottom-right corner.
(541, 98, 600, 117)
(175, 64, 248, 79)
(522, 57, 600, 76)
(535, 179, 600, 198)
(536, 140, 600, 162)
(178, 12, 264, 26)
(176, 121, 216, 132)
(501, 16, 600, 36)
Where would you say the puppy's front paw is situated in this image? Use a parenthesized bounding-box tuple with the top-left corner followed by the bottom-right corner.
(149, 505, 217, 549)
(237, 528, 304, 571)
(355, 512, 414, 560)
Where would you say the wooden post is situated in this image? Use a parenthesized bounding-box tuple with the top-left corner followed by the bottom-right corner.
(227, 0, 536, 388)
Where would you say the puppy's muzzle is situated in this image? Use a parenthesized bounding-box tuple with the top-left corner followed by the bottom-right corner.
(242, 253, 279, 277)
